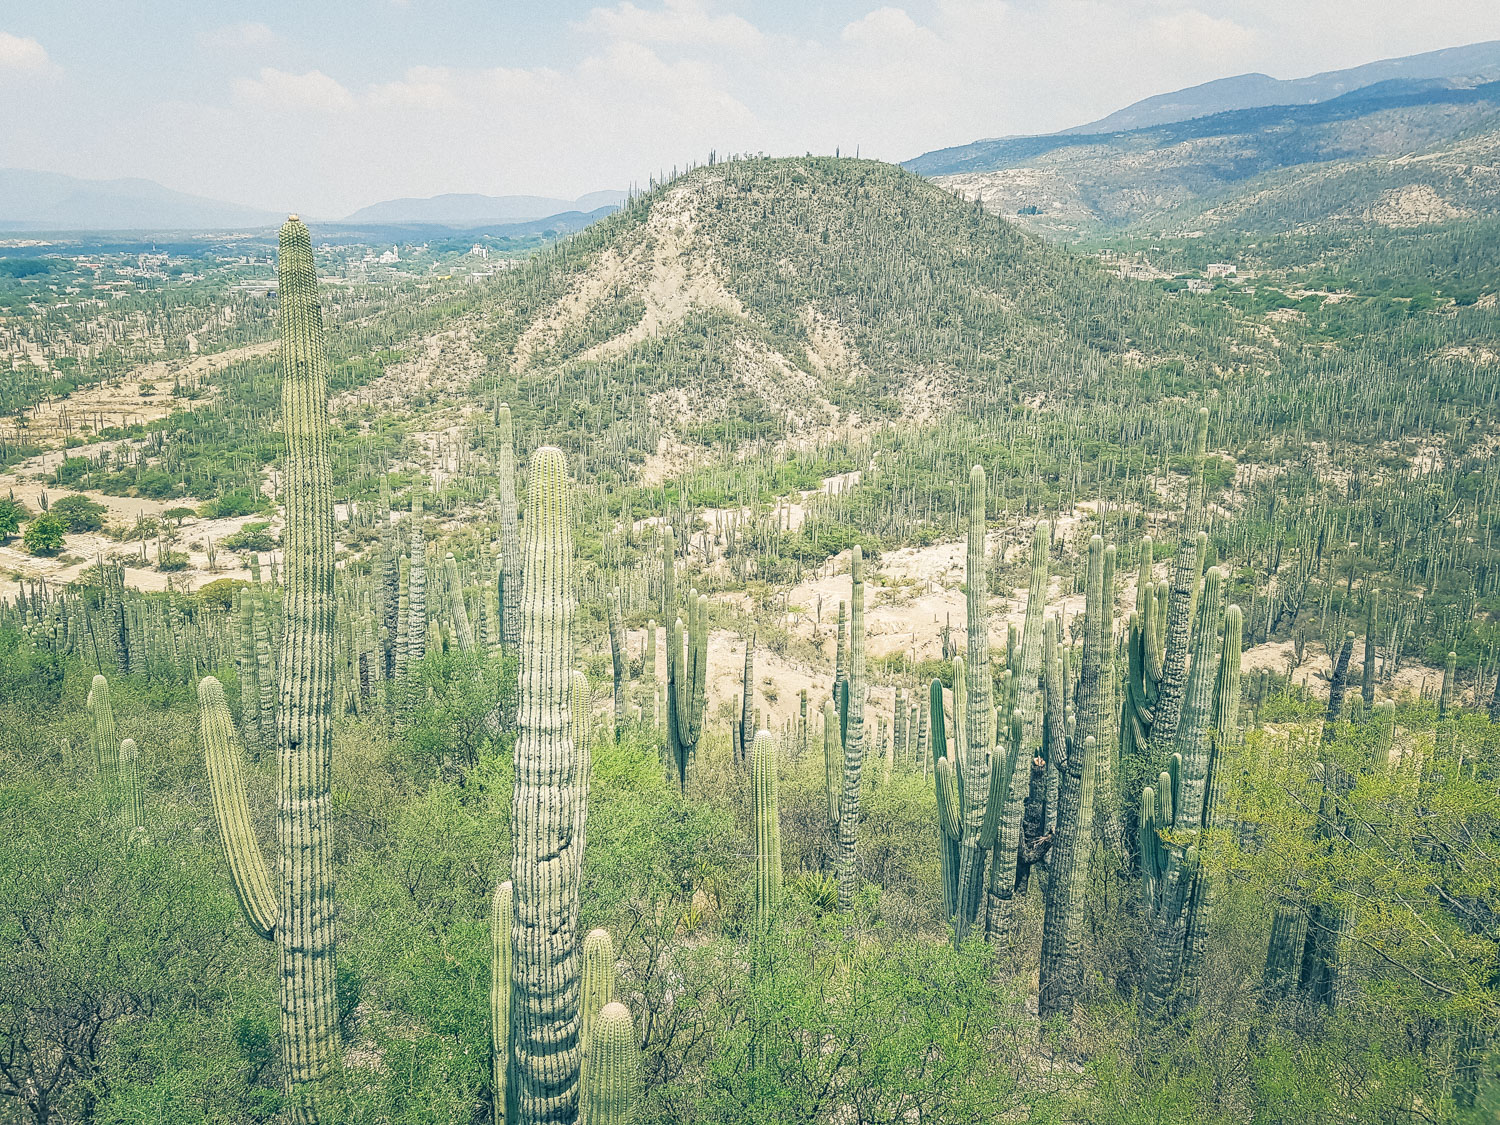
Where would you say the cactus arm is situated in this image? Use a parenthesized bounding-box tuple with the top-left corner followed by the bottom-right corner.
(445, 552, 476, 653)
(200, 675, 277, 941)
(579, 928, 616, 1059)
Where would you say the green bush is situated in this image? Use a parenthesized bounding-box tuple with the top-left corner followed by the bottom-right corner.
(23, 512, 66, 555)
(50, 493, 107, 533)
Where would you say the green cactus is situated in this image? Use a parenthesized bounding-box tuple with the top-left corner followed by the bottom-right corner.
(492, 879, 514, 1125)
(1361, 590, 1378, 708)
(836, 545, 867, 912)
(739, 632, 756, 765)
(822, 700, 840, 827)
(509, 445, 584, 1124)
(1440, 650, 1457, 718)
(201, 217, 339, 1121)
(579, 928, 616, 1059)
(87, 673, 117, 788)
(606, 591, 627, 737)
(445, 552, 475, 653)
(953, 466, 995, 939)
(985, 520, 1050, 938)
(1038, 536, 1110, 1020)
(118, 738, 144, 830)
(580, 1002, 641, 1125)
(751, 729, 782, 929)
(497, 404, 522, 654)
(237, 591, 262, 750)
(1324, 630, 1355, 739)
(408, 511, 428, 674)
(666, 587, 707, 792)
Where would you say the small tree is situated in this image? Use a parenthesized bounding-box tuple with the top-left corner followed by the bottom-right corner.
(50, 494, 107, 533)
(0, 498, 29, 541)
(23, 512, 66, 556)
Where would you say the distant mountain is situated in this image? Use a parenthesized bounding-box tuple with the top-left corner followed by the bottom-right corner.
(908, 79, 1500, 237)
(1062, 39, 1500, 135)
(0, 168, 281, 231)
(316, 206, 620, 243)
(343, 190, 627, 226)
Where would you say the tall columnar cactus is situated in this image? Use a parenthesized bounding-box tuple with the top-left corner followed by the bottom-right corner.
(119, 738, 145, 830)
(445, 552, 475, 653)
(1148, 409, 1210, 764)
(579, 928, 616, 1060)
(836, 545, 867, 912)
(666, 586, 707, 791)
(1323, 630, 1355, 740)
(751, 729, 783, 929)
(739, 633, 756, 765)
(1038, 537, 1110, 1020)
(606, 591, 627, 737)
(580, 1002, 641, 1125)
(1361, 590, 1378, 708)
(238, 591, 262, 749)
(833, 600, 847, 707)
(953, 466, 995, 938)
(984, 520, 1050, 938)
(509, 446, 583, 1125)
(253, 599, 277, 755)
(201, 217, 339, 1122)
(1139, 567, 1237, 1020)
(492, 879, 514, 1125)
(408, 511, 428, 672)
(822, 700, 840, 827)
(642, 621, 658, 732)
(497, 404, 522, 654)
(87, 673, 117, 788)
(1440, 650, 1457, 718)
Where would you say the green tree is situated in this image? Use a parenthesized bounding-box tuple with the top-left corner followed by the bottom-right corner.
(22, 512, 65, 555)
(50, 493, 107, 533)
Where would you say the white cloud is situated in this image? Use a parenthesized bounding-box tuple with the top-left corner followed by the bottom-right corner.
(198, 22, 278, 52)
(232, 68, 356, 113)
(579, 0, 764, 50)
(0, 31, 53, 75)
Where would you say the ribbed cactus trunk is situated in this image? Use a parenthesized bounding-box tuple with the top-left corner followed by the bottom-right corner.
(493, 880, 514, 1125)
(498, 404, 522, 655)
(1439, 650, 1457, 718)
(822, 700, 840, 827)
(836, 546, 866, 912)
(739, 633, 756, 765)
(579, 928, 615, 1063)
(954, 467, 994, 940)
(1361, 591, 1378, 708)
(988, 521, 1050, 936)
(510, 446, 583, 1125)
(408, 515, 428, 673)
(751, 729, 782, 929)
(446, 552, 475, 653)
(606, 591, 627, 738)
(580, 1002, 641, 1125)
(119, 738, 145, 830)
(87, 673, 117, 789)
(274, 216, 339, 1120)
(1038, 537, 1107, 1021)
(1148, 408, 1210, 761)
(1323, 630, 1354, 739)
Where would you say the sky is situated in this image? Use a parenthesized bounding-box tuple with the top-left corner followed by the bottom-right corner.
(1, 1, 1498, 218)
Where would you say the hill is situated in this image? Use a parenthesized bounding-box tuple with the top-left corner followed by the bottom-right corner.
(343, 189, 626, 226)
(0, 168, 281, 231)
(1062, 38, 1500, 135)
(909, 80, 1500, 237)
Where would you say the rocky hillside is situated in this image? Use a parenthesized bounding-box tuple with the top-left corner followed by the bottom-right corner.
(911, 80, 1500, 238)
(477, 157, 1203, 479)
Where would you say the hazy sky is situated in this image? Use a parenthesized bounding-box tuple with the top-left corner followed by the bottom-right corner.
(1, 1, 1498, 217)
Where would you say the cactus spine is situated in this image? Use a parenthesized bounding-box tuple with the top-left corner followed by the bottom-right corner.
(836, 545, 866, 912)
(751, 729, 782, 929)
(492, 879, 514, 1125)
(509, 446, 583, 1124)
(580, 1002, 641, 1125)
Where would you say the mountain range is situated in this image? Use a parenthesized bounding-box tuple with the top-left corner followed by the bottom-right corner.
(340, 191, 627, 226)
(0, 168, 282, 232)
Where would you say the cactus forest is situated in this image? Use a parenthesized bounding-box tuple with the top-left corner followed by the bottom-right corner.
(4, 36, 1500, 1125)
